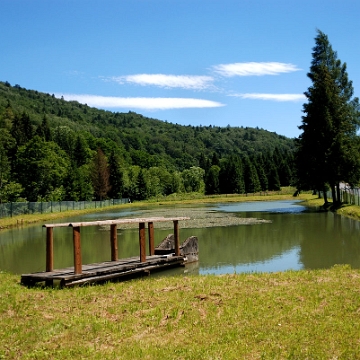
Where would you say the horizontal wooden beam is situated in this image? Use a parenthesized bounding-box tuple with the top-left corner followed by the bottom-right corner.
(68, 217, 190, 228)
(43, 223, 72, 228)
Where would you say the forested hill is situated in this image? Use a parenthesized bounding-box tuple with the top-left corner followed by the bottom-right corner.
(0, 81, 296, 202)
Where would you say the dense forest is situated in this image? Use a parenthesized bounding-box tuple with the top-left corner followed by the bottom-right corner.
(0, 81, 296, 203)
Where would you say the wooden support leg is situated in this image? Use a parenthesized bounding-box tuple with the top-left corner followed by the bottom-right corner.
(45, 227, 54, 287)
(110, 224, 118, 261)
(148, 222, 154, 255)
(173, 220, 180, 256)
(139, 222, 146, 262)
(73, 226, 82, 274)
(46, 227, 54, 272)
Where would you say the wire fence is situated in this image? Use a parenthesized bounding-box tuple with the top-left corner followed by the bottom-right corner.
(0, 198, 130, 219)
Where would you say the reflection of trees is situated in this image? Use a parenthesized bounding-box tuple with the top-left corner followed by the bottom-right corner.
(179, 213, 302, 269)
(299, 212, 360, 269)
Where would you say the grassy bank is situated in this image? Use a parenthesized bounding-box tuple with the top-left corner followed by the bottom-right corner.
(1, 265, 360, 359)
(302, 196, 360, 221)
(0, 188, 316, 231)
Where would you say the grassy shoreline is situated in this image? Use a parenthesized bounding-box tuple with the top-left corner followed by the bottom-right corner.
(2, 191, 360, 358)
(0, 190, 318, 231)
(1, 266, 360, 359)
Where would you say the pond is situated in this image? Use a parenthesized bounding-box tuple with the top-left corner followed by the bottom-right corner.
(1, 200, 360, 276)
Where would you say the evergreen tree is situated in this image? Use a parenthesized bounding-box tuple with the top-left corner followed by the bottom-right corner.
(35, 115, 52, 141)
(243, 156, 261, 193)
(73, 135, 90, 167)
(90, 148, 110, 200)
(11, 112, 33, 147)
(219, 155, 245, 194)
(136, 168, 149, 200)
(108, 151, 125, 199)
(205, 165, 220, 195)
(296, 30, 360, 205)
(254, 154, 268, 191)
(211, 152, 220, 167)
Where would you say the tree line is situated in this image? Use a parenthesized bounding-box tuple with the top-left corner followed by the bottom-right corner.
(0, 97, 295, 203)
(2, 30, 359, 205)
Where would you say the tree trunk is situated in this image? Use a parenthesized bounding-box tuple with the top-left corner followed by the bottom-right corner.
(323, 186, 328, 205)
(336, 183, 341, 205)
(331, 184, 337, 205)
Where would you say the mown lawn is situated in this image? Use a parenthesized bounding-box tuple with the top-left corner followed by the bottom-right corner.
(1, 265, 360, 359)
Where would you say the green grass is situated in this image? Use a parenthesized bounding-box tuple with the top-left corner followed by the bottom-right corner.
(303, 197, 360, 221)
(1, 265, 360, 359)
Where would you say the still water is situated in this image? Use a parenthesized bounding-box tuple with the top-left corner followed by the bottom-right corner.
(1, 200, 360, 276)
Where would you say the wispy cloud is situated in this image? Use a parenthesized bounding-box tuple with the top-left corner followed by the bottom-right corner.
(213, 62, 301, 77)
(56, 94, 224, 110)
(231, 93, 306, 102)
(108, 74, 215, 90)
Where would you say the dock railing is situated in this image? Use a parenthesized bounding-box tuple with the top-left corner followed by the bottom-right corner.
(43, 217, 190, 275)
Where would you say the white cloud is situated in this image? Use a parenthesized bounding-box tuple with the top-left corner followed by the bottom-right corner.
(213, 62, 301, 77)
(56, 94, 224, 110)
(109, 74, 215, 90)
(232, 93, 306, 102)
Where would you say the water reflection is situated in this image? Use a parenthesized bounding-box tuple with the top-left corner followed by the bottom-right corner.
(1, 200, 360, 275)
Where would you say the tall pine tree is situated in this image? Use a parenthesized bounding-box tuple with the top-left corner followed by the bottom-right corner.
(296, 30, 360, 205)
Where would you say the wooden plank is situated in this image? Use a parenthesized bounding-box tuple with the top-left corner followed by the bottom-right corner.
(110, 224, 118, 261)
(43, 223, 72, 228)
(63, 260, 185, 287)
(68, 216, 190, 228)
(148, 222, 154, 255)
(73, 226, 82, 274)
(139, 222, 146, 262)
(21, 255, 186, 287)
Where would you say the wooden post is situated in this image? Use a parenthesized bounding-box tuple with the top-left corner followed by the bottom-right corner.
(110, 224, 118, 261)
(173, 220, 180, 256)
(139, 222, 146, 262)
(73, 226, 82, 274)
(46, 227, 54, 272)
(148, 222, 154, 255)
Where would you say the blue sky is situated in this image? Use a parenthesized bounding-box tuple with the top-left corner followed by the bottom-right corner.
(1, 0, 359, 138)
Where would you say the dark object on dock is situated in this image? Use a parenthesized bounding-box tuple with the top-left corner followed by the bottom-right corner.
(155, 234, 198, 263)
(21, 216, 198, 288)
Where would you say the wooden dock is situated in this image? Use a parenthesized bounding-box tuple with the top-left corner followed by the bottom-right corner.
(21, 216, 192, 287)
(21, 255, 185, 287)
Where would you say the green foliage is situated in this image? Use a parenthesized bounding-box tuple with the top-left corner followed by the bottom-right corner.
(90, 148, 110, 201)
(296, 30, 360, 203)
(14, 136, 69, 201)
(0, 81, 297, 202)
(181, 166, 205, 193)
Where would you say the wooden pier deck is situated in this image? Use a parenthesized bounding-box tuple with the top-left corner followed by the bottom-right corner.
(21, 254, 185, 287)
(21, 216, 191, 287)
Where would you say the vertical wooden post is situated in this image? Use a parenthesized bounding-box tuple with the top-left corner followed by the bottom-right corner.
(148, 222, 154, 255)
(110, 224, 118, 261)
(46, 227, 54, 272)
(73, 226, 82, 274)
(173, 220, 180, 256)
(139, 222, 146, 262)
